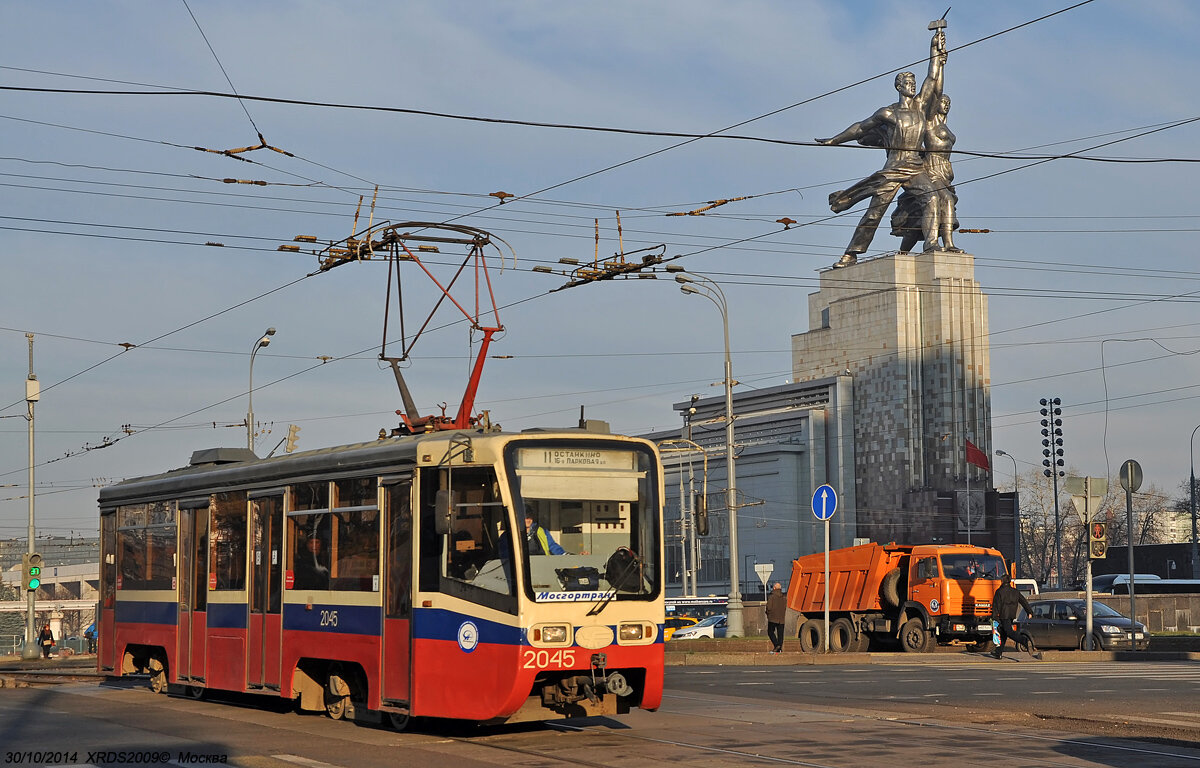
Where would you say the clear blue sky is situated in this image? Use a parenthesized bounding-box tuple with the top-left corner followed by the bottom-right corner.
(3, 1, 1199, 537)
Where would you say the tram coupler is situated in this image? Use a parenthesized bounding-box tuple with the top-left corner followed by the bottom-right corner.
(590, 653, 634, 698)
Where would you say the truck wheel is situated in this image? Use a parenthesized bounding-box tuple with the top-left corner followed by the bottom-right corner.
(829, 618, 854, 653)
(798, 619, 825, 653)
(899, 618, 930, 653)
(879, 568, 902, 609)
(850, 631, 870, 653)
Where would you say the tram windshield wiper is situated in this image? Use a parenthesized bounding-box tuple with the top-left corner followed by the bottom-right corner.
(587, 548, 645, 616)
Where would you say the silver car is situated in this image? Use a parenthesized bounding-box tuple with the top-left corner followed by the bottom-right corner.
(671, 614, 728, 640)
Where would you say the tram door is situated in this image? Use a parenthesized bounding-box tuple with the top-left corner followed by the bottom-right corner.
(177, 504, 209, 682)
(381, 478, 413, 705)
(248, 495, 283, 689)
(99, 512, 117, 670)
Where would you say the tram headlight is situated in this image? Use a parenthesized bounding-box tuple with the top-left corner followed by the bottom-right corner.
(534, 624, 570, 644)
(619, 622, 655, 643)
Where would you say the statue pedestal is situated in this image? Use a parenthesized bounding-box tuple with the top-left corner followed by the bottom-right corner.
(791, 248, 991, 543)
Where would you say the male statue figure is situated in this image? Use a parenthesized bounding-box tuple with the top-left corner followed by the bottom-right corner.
(817, 28, 946, 268)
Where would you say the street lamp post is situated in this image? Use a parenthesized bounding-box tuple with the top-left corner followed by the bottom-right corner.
(247, 327, 276, 451)
(672, 269, 744, 637)
(996, 449, 1020, 577)
(1190, 424, 1200, 578)
(23, 333, 39, 659)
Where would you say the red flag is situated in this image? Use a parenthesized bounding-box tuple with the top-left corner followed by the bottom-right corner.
(966, 439, 990, 471)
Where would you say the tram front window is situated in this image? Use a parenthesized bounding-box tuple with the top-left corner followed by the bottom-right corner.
(509, 443, 660, 602)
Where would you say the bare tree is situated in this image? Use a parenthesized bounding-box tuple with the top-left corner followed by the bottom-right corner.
(1012, 467, 1172, 589)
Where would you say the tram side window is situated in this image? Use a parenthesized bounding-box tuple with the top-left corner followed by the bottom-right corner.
(331, 509, 380, 590)
(288, 477, 381, 592)
(332, 478, 380, 591)
(419, 466, 516, 611)
(210, 491, 248, 590)
(115, 502, 177, 590)
(290, 513, 331, 590)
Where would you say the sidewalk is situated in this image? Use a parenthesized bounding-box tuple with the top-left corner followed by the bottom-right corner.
(665, 637, 1200, 665)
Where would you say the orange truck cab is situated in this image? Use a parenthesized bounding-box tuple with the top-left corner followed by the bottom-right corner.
(787, 541, 1007, 653)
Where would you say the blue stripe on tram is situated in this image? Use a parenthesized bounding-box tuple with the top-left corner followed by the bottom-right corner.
(114, 600, 178, 626)
(282, 603, 382, 636)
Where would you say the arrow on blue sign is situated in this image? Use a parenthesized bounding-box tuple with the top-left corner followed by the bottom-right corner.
(812, 484, 838, 521)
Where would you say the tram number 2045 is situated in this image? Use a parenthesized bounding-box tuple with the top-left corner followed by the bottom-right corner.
(319, 610, 339, 627)
(522, 649, 576, 669)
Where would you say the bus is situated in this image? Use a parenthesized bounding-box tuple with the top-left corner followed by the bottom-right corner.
(98, 426, 664, 728)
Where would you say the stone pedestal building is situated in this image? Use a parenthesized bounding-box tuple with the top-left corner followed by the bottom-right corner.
(792, 250, 998, 546)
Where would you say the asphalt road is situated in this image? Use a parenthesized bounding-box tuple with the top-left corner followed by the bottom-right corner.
(2, 660, 1200, 767)
(667, 659, 1200, 741)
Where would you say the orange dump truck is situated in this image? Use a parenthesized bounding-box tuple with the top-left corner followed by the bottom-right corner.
(786, 542, 1008, 653)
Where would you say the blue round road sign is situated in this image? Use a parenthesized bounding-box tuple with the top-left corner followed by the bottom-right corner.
(812, 484, 838, 520)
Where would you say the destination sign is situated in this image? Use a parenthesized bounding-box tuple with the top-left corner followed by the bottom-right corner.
(518, 448, 633, 471)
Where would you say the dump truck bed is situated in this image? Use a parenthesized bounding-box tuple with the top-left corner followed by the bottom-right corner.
(787, 542, 912, 614)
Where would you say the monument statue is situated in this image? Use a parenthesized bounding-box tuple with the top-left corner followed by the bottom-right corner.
(891, 89, 960, 253)
(816, 25, 951, 268)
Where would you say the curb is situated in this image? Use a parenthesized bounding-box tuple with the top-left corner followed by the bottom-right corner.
(665, 649, 1200, 666)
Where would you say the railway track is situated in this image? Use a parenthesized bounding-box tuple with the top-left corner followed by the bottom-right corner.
(0, 665, 113, 687)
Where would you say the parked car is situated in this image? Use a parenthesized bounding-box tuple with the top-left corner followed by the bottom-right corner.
(1017, 598, 1148, 651)
(664, 616, 700, 641)
(671, 614, 727, 640)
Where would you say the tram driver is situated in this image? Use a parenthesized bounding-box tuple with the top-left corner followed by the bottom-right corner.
(523, 509, 565, 556)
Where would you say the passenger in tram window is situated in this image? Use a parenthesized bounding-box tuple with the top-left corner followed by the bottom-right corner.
(293, 534, 330, 589)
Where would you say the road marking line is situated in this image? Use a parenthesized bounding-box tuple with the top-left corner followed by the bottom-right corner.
(1030, 691, 1059, 694)
(271, 755, 344, 768)
(1116, 715, 1200, 729)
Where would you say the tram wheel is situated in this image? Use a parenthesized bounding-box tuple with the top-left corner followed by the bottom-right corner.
(148, 658, 168, 695)
(385, 712, 411, 732)
(186, 685, 207, 700)
(325, 673, 355, 720)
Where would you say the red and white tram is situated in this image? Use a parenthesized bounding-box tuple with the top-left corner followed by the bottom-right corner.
(97, 427, 664, 726)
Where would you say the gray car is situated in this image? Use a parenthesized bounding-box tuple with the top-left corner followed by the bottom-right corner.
(1017, 599, 1148, 651)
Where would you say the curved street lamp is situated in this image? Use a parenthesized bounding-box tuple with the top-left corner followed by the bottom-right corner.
(995, 449, 1020, 577)
(1191, 424, 1200, 577)
(672, 269, 744, 637)
(247, 327, 276, 451)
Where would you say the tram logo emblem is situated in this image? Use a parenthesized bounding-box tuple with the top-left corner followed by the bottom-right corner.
(457, 621, 480, 653)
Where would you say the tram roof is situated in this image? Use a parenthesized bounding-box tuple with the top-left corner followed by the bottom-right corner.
(98, 425, 646, 510)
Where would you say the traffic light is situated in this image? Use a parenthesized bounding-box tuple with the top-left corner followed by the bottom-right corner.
(22, 552, 43, 591)
(694, 494, 709, 537)
(285, 424, 301, 453)
(1040, 397, 1065, 478)
(1089, 521, 1107, 559)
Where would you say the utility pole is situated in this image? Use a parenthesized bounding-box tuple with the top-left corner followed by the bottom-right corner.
(24, 333, 39, 659)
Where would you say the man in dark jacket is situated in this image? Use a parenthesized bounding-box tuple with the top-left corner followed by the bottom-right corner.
(765, 582, 787, 653)
(990, 581, 1035, 659)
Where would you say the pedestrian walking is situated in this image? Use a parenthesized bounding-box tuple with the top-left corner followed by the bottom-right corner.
(990, 580, 1035, 659)
(766, 582, 787, 653)
(38, 624, 54, 659)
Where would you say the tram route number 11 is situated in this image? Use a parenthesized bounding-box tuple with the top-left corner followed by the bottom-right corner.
(522, 649, 576, 669)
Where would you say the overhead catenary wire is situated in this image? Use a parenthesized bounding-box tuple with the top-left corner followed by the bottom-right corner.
(2, 3, 1190, 518)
